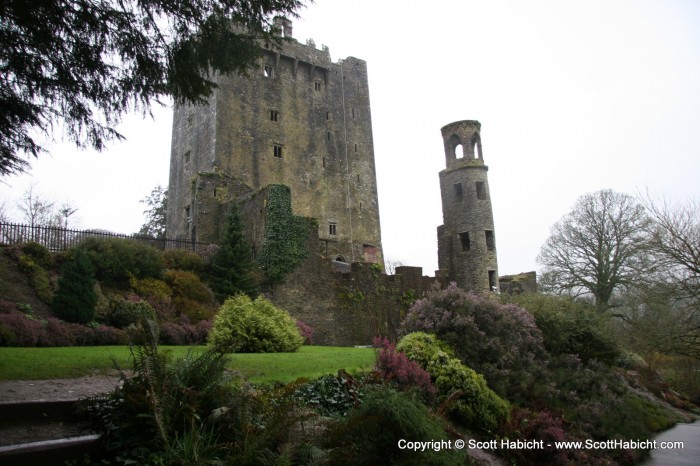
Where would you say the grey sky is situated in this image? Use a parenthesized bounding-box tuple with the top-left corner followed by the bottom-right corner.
(2, 0, 699, 277)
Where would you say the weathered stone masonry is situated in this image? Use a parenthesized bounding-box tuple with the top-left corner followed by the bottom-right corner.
(167, 17, 383, 266)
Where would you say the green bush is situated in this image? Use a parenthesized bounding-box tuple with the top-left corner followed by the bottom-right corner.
(397, 332, 509, 433)
(428, 351, 509, 433)
(107, 297, 157, 328)
(395, 332, 453, 368)
(208, 294, 303, 353)
(52, 248, 98, 324)
(507, 293, 621, 364)
(327, 386, 464, 466)
(76, 237, 164, 285)
(294, 372, 364, 416)
(163, 249, 204, 273)
(164, 269, 217, 322)
(21, 242, 54, 268)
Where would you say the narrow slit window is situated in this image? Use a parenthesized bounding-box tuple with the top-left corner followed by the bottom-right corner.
(183, 150, 191, 164)
(185, 206, 191, 226)
(476, 181, 486, 200)
(329, 223, 337, 235)
(351, 108, 355, 119)
(270, 110, 279, 122)
(459, 232, 470, 251)
(454, 182, 463, 201)
(326, 111, 330, 120)
(263, 65, 274, 78)
(327, 132, 331, 141)
(488, 270, 498, 292)
(273, 145, 283, 158)
(314, 81, 322, 91)
(485, 230, 495, 251)
(354, 144, 358, 153)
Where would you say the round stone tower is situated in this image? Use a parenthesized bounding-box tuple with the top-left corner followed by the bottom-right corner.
(436, 120, 499, 292)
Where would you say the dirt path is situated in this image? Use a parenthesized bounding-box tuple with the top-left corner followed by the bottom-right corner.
(0, 375, 122, 402)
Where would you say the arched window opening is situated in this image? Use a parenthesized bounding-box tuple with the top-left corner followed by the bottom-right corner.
(335, 255, 347, 263)
(470, 133, 482, 159)
(455, 143, 465, 159)
(474, 143, 481, 159)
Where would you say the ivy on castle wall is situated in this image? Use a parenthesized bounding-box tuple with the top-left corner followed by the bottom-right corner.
(258, 185, 312, 284)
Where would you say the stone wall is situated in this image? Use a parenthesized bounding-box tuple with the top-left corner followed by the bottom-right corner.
(167, 20, 383, 266)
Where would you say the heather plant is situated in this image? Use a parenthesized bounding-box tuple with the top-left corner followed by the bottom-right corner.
(0, 311, 44, 346)
(208, 294, 303, 353)
(52, 248, 98, 324)
(373, 336, 435, 397)
(401, 282, 547, 400)
(296, 319, 314, 344)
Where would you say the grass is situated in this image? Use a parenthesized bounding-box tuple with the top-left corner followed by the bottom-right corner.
(0, 345, 375, 383)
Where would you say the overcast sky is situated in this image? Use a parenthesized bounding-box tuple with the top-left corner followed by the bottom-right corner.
(2, 0, 699, 277)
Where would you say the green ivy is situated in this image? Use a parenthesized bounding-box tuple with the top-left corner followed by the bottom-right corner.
(257, 185, 311, 284)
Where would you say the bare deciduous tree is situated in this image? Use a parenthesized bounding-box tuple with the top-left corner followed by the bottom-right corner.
(538, 189, 653, 312)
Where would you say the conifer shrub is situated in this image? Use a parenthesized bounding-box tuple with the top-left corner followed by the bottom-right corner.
(206, 203, 258, 301)
(52, 248, 98, 324)
(208, 294, 303, 353)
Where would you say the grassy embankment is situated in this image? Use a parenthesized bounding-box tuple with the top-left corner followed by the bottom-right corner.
(0, 346, 375, 383)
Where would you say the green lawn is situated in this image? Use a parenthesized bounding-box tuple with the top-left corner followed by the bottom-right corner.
(0, 346, 375, 383)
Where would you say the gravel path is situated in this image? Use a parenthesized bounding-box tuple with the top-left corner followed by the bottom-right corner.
(0, 375, 122, 402)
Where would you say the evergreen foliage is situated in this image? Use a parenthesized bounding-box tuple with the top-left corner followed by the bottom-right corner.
(207, 202, 258, 301)
(208, 294, 303, 353)
(77, 237, 164, 285)
(52, 249, 98, 323)
(0, 0, 304, 175)
(397, 332, 509, 433)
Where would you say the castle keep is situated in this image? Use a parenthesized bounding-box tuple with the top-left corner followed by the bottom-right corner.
(165, 19, 528, 345)
(166, 17, 383, 265)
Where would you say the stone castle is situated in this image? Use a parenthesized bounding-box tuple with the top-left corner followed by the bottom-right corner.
(166, 18, 535, 344)
(167, 17, 382, 266)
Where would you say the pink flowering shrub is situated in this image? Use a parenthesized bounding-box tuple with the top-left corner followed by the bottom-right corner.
(373, 336, 435, 396)
(296, 320, 314, 345)
(401, 282, 547, 401)
(0, 312, 44, 346)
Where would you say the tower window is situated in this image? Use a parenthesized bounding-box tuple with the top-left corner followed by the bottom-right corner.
(185, 206, 191, 226)
(459, 232, 470, 251)
(263, 65, 274, 78)
(354, 144, 358, 153)
(351, 108, 355, 119)
(485, 230, 495, 251)
(489, 270, 498, 291)
(326, 111, 330, 120)
(476, 181, 486, 200)
(327, 132, 331, 141)
(183, 150, 191, 165)
(455, 143, 465, 159)
(454, 183, 463, 201)
(270, 110, 279, 121)
(314, 81, 322, 91)
(329, 223, 337, 235)
(273, 145, 283, 158)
